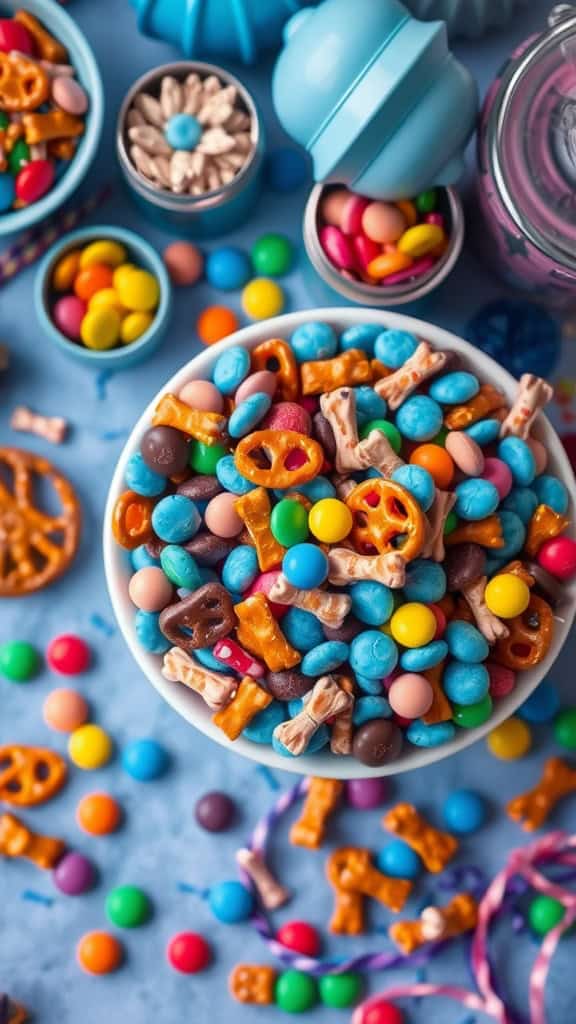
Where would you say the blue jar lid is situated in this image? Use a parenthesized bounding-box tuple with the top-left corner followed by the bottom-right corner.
(272, 0, 478, 199)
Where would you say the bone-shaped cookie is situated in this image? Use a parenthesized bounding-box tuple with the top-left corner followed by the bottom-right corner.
(460, 576, 509, 643)
(421, 489, 457, 562)
(236, 848, 289, 910)
(152, 392, 227, 445)
(0, 812, 65, 869)
(10, 405, 67, 444)
(328, 548, 406, 589)
(330, 675, 355, 755)
(273, 676, 352, 756)
(374, 341, 448, 410)
(328, 884, 366, 935)
(301, 349, 372, 395)
(389, 892, 478, 954)
(383, 803, 458, 873)
(212, 676, 272, 740)
(162, 647, 238, 710)
(507, 757, 576, 832)
(290, 777, 343, 849)
(234, 487, 285, 571)
(268, 573, 351, 629)
(500, 374, 553, 439)
(320, 388, 403, 476)
(327, 847, 412, 918)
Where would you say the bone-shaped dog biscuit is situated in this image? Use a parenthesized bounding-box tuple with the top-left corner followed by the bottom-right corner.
(327, 847, 412, 913)
(269, 573, 351, 629)
(507, 757, 576, 832)
(274, 676, 352, 756)
(152, 392, 227, 445)
(10, 405, 67, 444)
(290, 777, 343, 849)
(383, 803, 458, 873)
(319, 388, 403, 477)
(328, 548, 406, 589)
(374, 342, 448, 411)
(234, 592, 300, 672)
(330, 675, 355, 755)
(421, 489, 457, 562)
(0, 812, 65, 869)
(162, 647, 237, 710)
(500, 374, 553, 439)
(212, 676, 272, 740)
(301, 349, 372, 395)
(389, 892, 478, 954)
(234, 487, 284, 571)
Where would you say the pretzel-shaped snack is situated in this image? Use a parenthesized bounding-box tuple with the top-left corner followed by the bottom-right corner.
(327, 847, 412, 913)
(159, 583, 237, 650)
(301, 349, 372, 396)
(234, 592, 300, 671)
(229, 964, 276, 1005)
(212, 676, 272, 740)
(374, 341, 448, 410)
(500, 374, 553, 439)
(0, 812, 65, 869)
(492, 592, 553, 669)
(0, 52, 49, 112)
(234, 487, 284, 571)
(162, 647, 237, 710)
(524, 504, 570, 559)
(389, 893, 478, 954)
(383, 803, 458, 873)
(152, 393, 227, 446)
(444, 384, 507, 430)
(14, 10, 69, 63)
(290, 777, 343, 849)
(0, 745, 67, 807)
(234, 430, 323, 489)
(268, 573, 351, 629)
(112, 489, 155, 550)
(346, 478, 425, 561)
(507, 757, 576, 832)
(251, 338, 298, 401)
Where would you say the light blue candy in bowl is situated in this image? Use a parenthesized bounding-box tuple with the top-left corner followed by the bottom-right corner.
(273, 0, 478, 200)
(403, 0, 528, 39)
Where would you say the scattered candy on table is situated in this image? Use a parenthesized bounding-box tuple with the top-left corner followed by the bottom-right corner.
(167, 932, 212, 973)
(46, 634, 90, 675)
(76, 931, 123, 974)
(105, 885, 151, 928)
(196, 304, 239, 345)
(121, 737, 168, 780)
(53, 851, 95, 895)
(68, 724, 113, 769)
(0, 640, 40, 682)
(43, 688, 89, 732)
(76, 792, 122, 835)
(195, 791, 236, 832)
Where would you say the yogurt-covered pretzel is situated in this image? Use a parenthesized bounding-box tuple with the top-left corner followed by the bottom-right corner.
(328, 548, 407, 589)
(268, 573, 351, 629)
(500, 374, 553, 439)
(273, 675, 352, 756)
(374, 341, 448, 410)
(320, 388, 403, 476)
(162, 647, 237, 710)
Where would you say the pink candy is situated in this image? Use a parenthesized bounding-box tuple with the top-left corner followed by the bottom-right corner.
(213, 637, 265, 678)
(381, 256, 435, 286)
(263, 400, 311, 434)
(482, 457, 513, 500)
(341, 195, 369, 235)
(53, 295, 86, 340)
(235, 370, 277, 404)
(487, 661, 516, 698)
(319, 225, 356, 271)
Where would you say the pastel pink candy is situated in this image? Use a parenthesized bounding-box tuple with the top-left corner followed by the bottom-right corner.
(204, 492, 244, 538)
(53, 295, 86, 339)
(388, 673, 433, 718)
(179, 379, 224, 413)
(482, 457, 513, 499)
(425, 212, 444, 228)
(235, 370, 277, 404)
(341, 195, 370, 235)
(487, 661, 516, 698)
(319, 225, 356, 271)
(51, 75, 89, 115)
(381, 255, 435, 287)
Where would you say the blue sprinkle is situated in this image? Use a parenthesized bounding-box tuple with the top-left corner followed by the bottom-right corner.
(21, 890, 53, 906)
(257, 764, 280, 790)
(95, 369, 114, 400)
(177, 882, 210, 899)
(99, 429, 129, 441)
(90, 613, 116, 636)
(414, 965, 427, 1003)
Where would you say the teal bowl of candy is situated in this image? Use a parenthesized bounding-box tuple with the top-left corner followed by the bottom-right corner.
(35, 225, 173, 368)
(0, 0, 104, 240)
(103, 308, 576, 779)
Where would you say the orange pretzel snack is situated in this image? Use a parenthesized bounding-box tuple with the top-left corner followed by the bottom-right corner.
(0, 745, 67, 807)
(48, 137, 77, 161)
(370, 358, 392, 382)
(15, 10, 69, 62)
(212, 676, 272, 740)
(0, 52, 49, 112)
(0, 812, 65, 869)
(444, 384, 507, 430)
(234, 487, 284, 571)
(493, 592, 553, 670)
(268, 573, 351, 630)
(152, 392, 227, 446)
(290, 777, 343, 849)
(374, 341, 448, 411)
(111, 489, 154, 550)
(234, 430, 323, 489)
(524, 504, 570, 559)
(328, 884, 366, 935)
(162, 647, 238, 710)
(422, 661, 452, 725)
(389, 893, 478, 954)
(507, 757, 576, 832)
(251, 338, 298, 402)
(235, 592, 300, 671)
(445, 515, 505, 550)
(346, 478, 425, 561)
(327, 847, 412, 915)
(301, 349, 372, 396)
(330, 675, 355, 755)
(22, 109, 84, 145)
(383, 803, 458, 873)
(229, 964, 277, 1005)
(498, 560, 535, 588)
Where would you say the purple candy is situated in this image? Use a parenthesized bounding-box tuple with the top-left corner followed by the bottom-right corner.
(345, 778, 389, 809)
(195, 791, 236, 832)
(52, 851, 94, 895)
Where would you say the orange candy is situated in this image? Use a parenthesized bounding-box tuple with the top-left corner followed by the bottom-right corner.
(74, 263, 114, 302)
(366, 250, 413, 280)
(196, 305, 239, 345)
(410, 443, 455, 489)
(77, 792, 122, 835)
(77, 931, 123, 974)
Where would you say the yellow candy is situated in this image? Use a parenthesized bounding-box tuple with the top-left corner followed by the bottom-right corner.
(487, 717, 531, 760)
(52, 249, 81, 291)
(89, 288, 125, 316)
(80, 239, 127, 269)
(484, 573, 530, 619)
(121, 311, 153, 345)
(68, 724, 113, 769)
(80, 308, 121, 350)
(241, 277, 285, 320)
(117, 269, 160, 312)
(308, 498, 352, 544)
(397, 223, 444, 260)
(390, 602, 436, 648)
(113, 263, 137, 290)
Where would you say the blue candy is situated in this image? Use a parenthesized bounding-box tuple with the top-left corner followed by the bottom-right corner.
(502, 487, 538, 524)
(443, 661, 489, 706)
(350, 631, 398, 680)
(290, 321, 338, 362)
(212, 346, 250, 395)
(376, 840, 421, 879)
(209, 880, 254, 924)
(465, 418, 502, 445)
(125, 452, 167, 497)
(354, 385, 387, 426)
(406, 720, 456, 747)
(131, 545, 160, 571)
(484, 554, 508, 578)
(221, 545, 259, 593)
(498, 509, 526, 559)
(349, 581, 394, 626)
(151, 494, 201, 543)
(283, 543, 328, 589)
(243, 701, 286, 743)
(272, 724, 329, 757)
(533, 475, 569, 515)
(454, 478, 499, 521)
(401, 640, 448, 672)
(228, 392, 272, 438)
(205, 246, 251, 291)
(282, 607, 325, 652)
(402, 559, 446, 603)
(160, 545, 202, 590)
(391, 465, 435, 511)
(374, 329, 418, 369)
(340, 324, 381, 355)
(442, 790, 487, 835)
(519, 680, 560, 723)
(353, 696, 392, 726)
(445, 620, 489, 664)
(122, 738, 169, 780)
(429, 371, 480, 405)
(301, 641, 349, 677)
(165, 112, 202, 150)
(395, 395, 443, 442)
(195, 647, 228, 671)
(134, 610, 170, 654)
(354, 673, 384, 695)
(498, 436, 536, 486)
(216, 455, 255, 495)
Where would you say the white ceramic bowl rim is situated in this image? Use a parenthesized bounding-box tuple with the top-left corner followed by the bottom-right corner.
(103, 307, 576, 779)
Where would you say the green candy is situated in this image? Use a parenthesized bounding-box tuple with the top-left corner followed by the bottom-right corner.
(275, 970, 317, 1013)
(251, 233, 294, 277)
(8, 139, 30, 176)
(189, 441, 227, 475)
(432, 425, 448, 447)
(319, 972, 362, 1008)
(160, 545, 202, 589)
(553, 708, 576, 750)
(359, 419, 402, 454)
(0, 641, 40, 682)
(528, 895, 566, 937)
(416, 188, 438, 214)
(106, 885, 150, 928)
(453, 693, 493, 729)
(444, 510, 459, 536)
(0, 112, 8, 130)
(271, 498, 309, 547)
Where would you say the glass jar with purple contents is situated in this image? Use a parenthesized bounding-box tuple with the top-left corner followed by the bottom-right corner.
(476, 5, 576, 307)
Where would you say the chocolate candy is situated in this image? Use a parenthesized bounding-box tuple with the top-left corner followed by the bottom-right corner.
(352, 719, 403, 766)
(177, 475, 223, 502)
(322, 616, 364, 643)
(265, 670, 314, 701)
(195, 791, 236, 832)
(312, 411, 337, 462)
(141, 425, 189, 477)
(184, 532, 234, 566)
(159, 584, 237, 650)
(444, 543, 486, 591)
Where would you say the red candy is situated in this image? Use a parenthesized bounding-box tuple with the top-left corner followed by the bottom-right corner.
(341, 194, 369, 235)
(276, 920, 321, 957)
(263, 401, 311, 435)
(47, 634, 91, 675)
(167, 932, 211, 973)
(429, 603, 447, 640)
(487, 661, 516, 699)
(246, 570, 287, 618)
(352, 233, 381, 270)
(0, 18, 34, 54)
(15, 160, 55, 204)
(354, 1001, 404, 1024)
(538, 535, 576, 581)
(319, 225, 356, 271)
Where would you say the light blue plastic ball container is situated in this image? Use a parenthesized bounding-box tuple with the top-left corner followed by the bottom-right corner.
(404, 0, 528, 39)
(273, 0, 478, 200)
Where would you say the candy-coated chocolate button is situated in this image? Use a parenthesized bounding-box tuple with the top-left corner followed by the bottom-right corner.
(117, 269, 159, 312)
(487, 717, 531, 759)
(77, 931, 123, 974)
(43, 688, 88, 732)
(69, 724, 113, 769)
(167, 932, 212, 973)
(0, 640, 39, 681)
(77, 792, 122, 835)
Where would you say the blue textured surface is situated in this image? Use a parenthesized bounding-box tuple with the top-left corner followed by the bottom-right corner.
(1, 2, 576, 1022)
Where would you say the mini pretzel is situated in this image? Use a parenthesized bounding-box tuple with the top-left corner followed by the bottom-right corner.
(112, 489, 155, 550)
(500, 374, 553, 439)
(0, 447, 81, 596)
(15, 10, 69, 63)
(234, 487, 284, 571)
(422, 661, 452, 725)
(152, 393, 227, 446)
(499, 560, 535, 588)
(329, 884, 366, 935)
(162, 647, 237, 709)
(229, 964, 276, 1005)
(10, 406, 67, 444)
(234, 430, 323, 490)
(444, 384, 507, 430)
(0, 995, 28, 1024)
(290, 777, 343, 849)
(212, 675, 272, 740)
(421, 489, 457, 562)
(382, 803, 458, 873)
(507, 757, 576, 832)
(235, 592, 300, 671)
(268, 573, 351, 629)
(371, 358, 391, 381)
(320, 388, 404, 476)
(493, 592, 553, 669)
(328, 548, 407, 588)
(159, 583, 237, 650)
(251, 338, 298, 402)
(327, 847, 412, 913)
(346, 478, 425, 561)
(389, 893, 478, 954)
(0, 52, 49, 112)
(374, 341, 448, 410)
(524, 504, 570, 559)
(236, 848, 289, 910)
(274, 676, 352, 755)
(330, 675, 355, 755)
(212, 637, 265, 678)
(22, 110, 84, 144)
(460, 576, 509, 643)
(0, 745, 67, 807)
(301, 349, 372, 395)
(445, 515, 504, 550)
(0, 812, 65, 869)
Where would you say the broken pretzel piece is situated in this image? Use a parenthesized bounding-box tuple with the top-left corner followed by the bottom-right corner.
(444, 384, 506, 430)
(524, 504, 570, 559)
(301, 349, 372, 395)
(327, 847, 412, 914)
(507, 757, 576, 832)
(383, 803, 458, 873)
(421, 489, 456, 562)
(234, 486, 284, 571)
(389, 892, 478, 954)
(229, 964, 276, 1005)
(152, 392, 227, 445)
(290, 777, 343, 849)
(422, 661, 452, 725)
(235, 592, 300, 672)
(0, 812, 65, 869)
(445, 514, 504, 550)
(212, 676, 272, 740)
